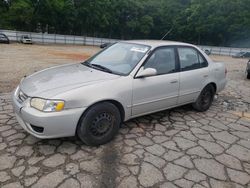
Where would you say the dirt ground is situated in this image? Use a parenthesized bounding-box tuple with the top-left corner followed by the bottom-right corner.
(0, 43, 249, 93)
(0, 43, 100, 93)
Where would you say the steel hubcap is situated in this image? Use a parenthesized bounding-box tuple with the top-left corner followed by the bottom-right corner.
(202, 91, 211, 106)
(90, 112, 113, 137)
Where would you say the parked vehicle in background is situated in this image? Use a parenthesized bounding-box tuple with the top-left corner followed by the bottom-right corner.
(100, 42, 112, 48)
(204, 49, 211, 55)
(12, 40, 227, 146)
(20, 35, 33, 44)
(232, 52, 250, 58)
(0, 33, 10, 44)
(247, 60, 250, 79)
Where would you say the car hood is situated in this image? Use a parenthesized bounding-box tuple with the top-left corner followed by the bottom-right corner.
(20, 63, 120, 98)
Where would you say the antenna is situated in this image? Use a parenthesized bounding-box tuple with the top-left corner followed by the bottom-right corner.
(161, 27, 173, 40)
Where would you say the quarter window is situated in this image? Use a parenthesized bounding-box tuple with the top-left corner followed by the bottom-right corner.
(144, 47, 176, 75)
(199, 54, 208, 67)
(178, 47, 208, 71)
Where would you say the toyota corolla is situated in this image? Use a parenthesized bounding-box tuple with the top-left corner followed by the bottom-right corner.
(12, 40, 227, 146)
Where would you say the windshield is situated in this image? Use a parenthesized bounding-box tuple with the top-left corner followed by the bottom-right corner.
(84, 42, 150, 75)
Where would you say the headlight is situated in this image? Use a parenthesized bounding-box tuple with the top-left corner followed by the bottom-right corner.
(30, 98, 65, 112)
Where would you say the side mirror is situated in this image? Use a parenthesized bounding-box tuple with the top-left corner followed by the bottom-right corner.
(136, 67, 157, 78)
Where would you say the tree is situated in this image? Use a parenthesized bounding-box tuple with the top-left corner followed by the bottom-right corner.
(8, 0, 34, 31)
(1, 0, 250, 47)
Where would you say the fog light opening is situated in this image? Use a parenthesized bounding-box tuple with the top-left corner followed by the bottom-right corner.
(30, 125, 44, 133)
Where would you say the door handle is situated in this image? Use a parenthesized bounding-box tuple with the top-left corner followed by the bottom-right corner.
(170, 80, 178, 84)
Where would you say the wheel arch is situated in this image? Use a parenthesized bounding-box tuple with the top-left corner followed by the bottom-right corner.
(76, 99, 125, 130)
(209, 82, 217, 93)
(105, 99, 125, 122)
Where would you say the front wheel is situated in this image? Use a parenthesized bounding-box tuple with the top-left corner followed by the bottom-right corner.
(77, 102, 121, 146)
(247, 73, 250, 79)
(192, 85, 215, 112)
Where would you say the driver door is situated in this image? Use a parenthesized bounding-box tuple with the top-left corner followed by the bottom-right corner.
(132, 47, 180, 116)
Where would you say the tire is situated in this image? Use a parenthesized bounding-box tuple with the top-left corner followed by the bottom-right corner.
(247, 73, 250, 79)
(192, 85, 215, 112)
(77, 102, 121, 146)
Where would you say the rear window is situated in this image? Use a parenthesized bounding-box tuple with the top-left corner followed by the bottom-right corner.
(178, 47, 208, 71)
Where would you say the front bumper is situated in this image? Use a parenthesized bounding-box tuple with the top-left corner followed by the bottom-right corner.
(11, 91, 86, 139)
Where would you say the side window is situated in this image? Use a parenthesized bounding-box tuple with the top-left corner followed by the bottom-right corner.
(144, 47, 176, 75)
(178, 47, 208, 71)
(178, 48, 200, 71)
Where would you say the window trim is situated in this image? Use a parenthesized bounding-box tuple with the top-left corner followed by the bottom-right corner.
(134, 45, 179, 79)
(176, 46, 208, 72)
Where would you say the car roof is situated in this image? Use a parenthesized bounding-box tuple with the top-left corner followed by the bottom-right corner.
(124, 40, 196, 48)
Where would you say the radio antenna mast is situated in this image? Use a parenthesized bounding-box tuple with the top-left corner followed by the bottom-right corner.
(161, 27, 173, 40)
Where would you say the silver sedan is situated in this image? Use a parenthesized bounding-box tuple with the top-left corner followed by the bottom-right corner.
(12, 40, 227, 145)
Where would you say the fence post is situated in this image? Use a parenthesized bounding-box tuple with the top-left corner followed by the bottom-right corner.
(15, 30, 18, 42)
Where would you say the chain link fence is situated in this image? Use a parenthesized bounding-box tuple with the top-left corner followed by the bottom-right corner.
(0, 29, 119, 46)
(1, 29, 250, 56)
(198, 45, 250, 56)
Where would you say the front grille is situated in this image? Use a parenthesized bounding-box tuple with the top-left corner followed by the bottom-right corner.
(18, 90, 28, 103)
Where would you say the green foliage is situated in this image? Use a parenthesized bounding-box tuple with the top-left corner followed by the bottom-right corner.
(8, 0, 34, 30)
(1, 0, 250, 46)
(0, 0, 9, 28)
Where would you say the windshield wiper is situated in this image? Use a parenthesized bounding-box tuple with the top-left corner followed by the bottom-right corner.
(82, 61, 115, 74)
(91, 64, 113, 73)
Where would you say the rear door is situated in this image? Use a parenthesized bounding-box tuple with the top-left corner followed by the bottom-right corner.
(177, 47, 209, 104)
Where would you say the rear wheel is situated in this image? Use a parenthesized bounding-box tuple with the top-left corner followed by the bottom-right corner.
(247, 73, 250, 79)
(192, 85, 215, 112)
(77, 102, 121, 146)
